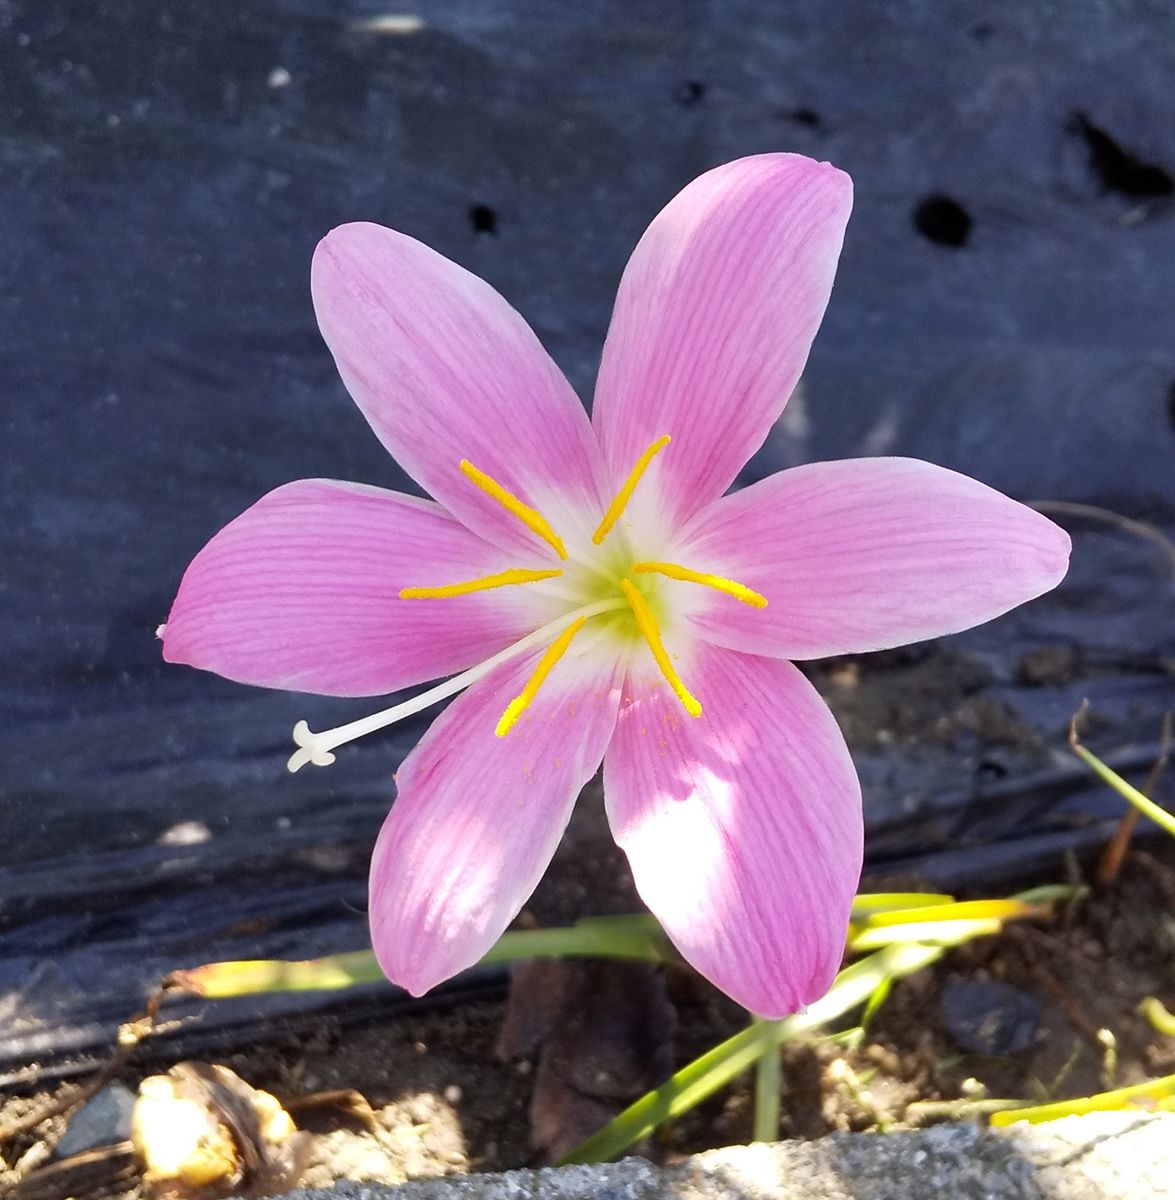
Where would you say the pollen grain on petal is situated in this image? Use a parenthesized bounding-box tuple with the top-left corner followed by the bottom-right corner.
(496, 616, 588, 737)
(592, 435, 671, 546)
(399, 567, 563, 600)
(459, 459, 567, 560)
(619, 578, 702, 718)
(631, 561, 767, 608)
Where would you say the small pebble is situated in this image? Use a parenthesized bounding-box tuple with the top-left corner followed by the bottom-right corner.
(16, 1141, 51, 1174)
(1016, 645, 1078, 686)
(941, 977, 1041, 1055)
(54, 1083, 135, 1158)
(442, 1085, 462, 1104)
(158, 820, 211, 846)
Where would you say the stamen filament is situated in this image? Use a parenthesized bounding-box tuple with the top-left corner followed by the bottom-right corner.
(632, 561, 767, 608)
(592, 435, 670, 546)
(619, 578, 702, 718)
(524, 579, 587, 604)
(400, 568, 562, 600)
(495, 616, 587, 737)
(460, 460, 567, 560)
(287, 597, 628, 772)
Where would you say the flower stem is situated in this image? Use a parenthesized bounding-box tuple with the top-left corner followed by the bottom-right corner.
(752, 1027, 782, 1142)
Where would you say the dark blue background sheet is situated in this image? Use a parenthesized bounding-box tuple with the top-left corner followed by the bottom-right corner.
(1, 0, 1172, 1071)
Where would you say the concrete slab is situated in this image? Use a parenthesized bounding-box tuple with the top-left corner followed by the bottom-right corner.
(277, 1113, 1174, 1200)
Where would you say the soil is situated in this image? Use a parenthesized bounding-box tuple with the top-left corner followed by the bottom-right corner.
(3, 645, 1174, 1198)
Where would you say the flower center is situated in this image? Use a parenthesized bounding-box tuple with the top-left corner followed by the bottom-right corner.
(286, 436, 766, 771)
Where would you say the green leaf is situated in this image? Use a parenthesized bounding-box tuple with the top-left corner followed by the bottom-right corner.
(558, 941, 950, 1165)
(850, 892, 955, 915)
(559, 885, 1080, 1165)
(166, 914, 677, 999)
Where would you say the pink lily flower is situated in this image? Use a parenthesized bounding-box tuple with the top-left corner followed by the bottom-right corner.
(161, 154, 1070, 1017)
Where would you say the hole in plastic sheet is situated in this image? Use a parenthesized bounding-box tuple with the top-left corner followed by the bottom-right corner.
(912, 194, 973, 247)
(674, 80, 706, 106)
(1072, 113, 1173, 199)
(976, 758, 1010, 784)
(788, 107, 822, 128)
(469, 204, 497, 235)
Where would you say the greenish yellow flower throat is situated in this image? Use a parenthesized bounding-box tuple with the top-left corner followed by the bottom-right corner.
(399, 436, 767, 736)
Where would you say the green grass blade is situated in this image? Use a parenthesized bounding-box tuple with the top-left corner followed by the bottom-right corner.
(1140, 996, 1175, 1036)
(1070, 739, 1175, 837)
(989, 1072, 1175, 1125)
(859, 975, 893, 1033)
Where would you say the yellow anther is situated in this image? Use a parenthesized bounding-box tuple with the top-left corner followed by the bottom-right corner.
(619, 579, 702, 718)
(496, 617, 587, 737)
(400, 568, 563, 600)
(632, 561, 767, 608)
(592, 435, 671, 546)
(460, 460, 567, 560)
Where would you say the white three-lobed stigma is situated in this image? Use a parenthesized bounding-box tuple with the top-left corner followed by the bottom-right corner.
(286, 597, 629, 772)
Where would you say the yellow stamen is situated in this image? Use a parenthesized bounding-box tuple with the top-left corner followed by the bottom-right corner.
(496, 617, 587, 737)
(460, 460, 567, 560)
(632, 561, 767, 608)
(592, 435, 671, 545)
(400, 568, 563, 600)
(619, 579, 702, 718)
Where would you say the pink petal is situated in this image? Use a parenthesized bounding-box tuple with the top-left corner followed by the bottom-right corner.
(676, 457, 1071, 660)
(592, 154, 852, 531)
(312, 223, 605, 555)
(369, 641, 625, 995)
(605, 645, 862, 1017)
(162, 479, 553, 696)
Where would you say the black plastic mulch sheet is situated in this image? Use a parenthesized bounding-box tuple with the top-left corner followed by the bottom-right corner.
(1, 1, 1172, 1077)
